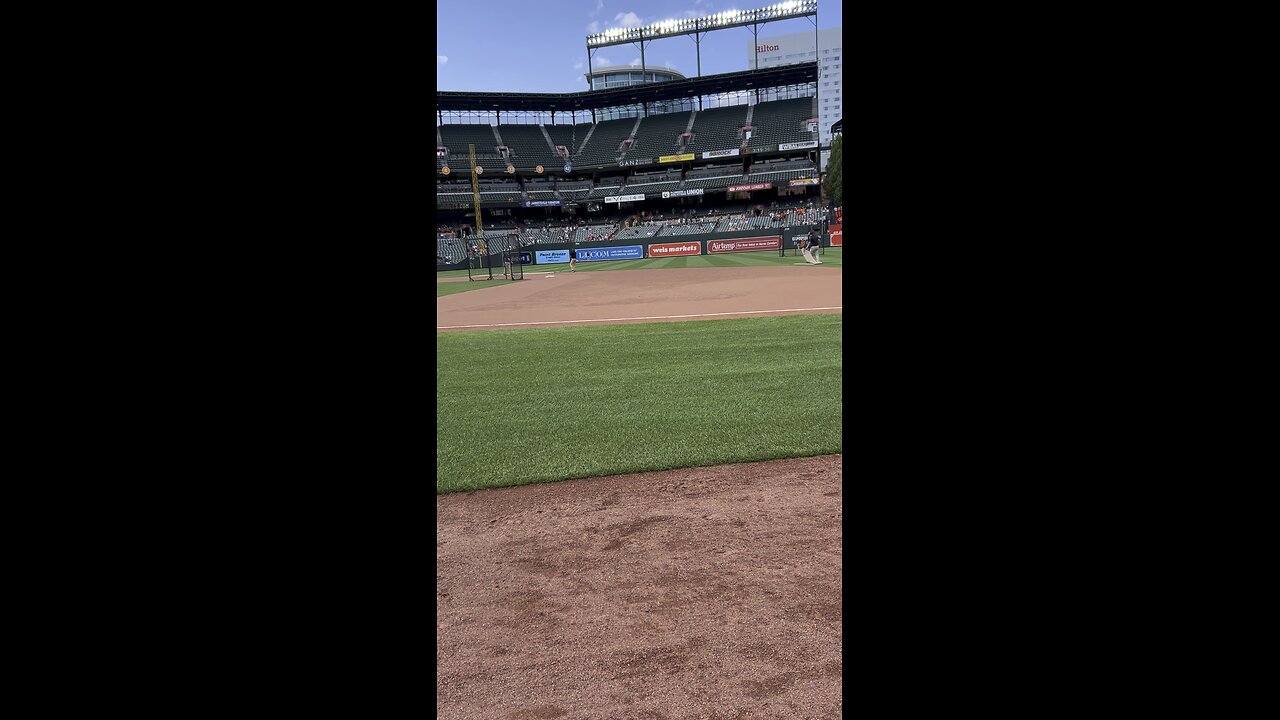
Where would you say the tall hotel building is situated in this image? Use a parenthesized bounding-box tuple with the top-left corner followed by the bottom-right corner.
(748, 26, 842, 170)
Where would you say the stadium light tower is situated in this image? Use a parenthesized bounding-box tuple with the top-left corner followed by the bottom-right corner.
(584, 0, 818, 104)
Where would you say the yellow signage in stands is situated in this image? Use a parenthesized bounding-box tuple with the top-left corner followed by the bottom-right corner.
(659, 153, 695, 163)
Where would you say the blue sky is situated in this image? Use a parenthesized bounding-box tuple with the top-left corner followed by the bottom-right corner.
(437, 0, 842, 93)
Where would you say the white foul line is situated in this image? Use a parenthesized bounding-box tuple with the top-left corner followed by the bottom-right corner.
(437, 306, 843, 330)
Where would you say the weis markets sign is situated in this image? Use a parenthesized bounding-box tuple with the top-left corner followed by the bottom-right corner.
(576, 245, 644, 262)
(647, 242, 701, 258)
(662, 188, 704, 198)
(659, 153, 695, 163)
(778, 140, 818, 151)
(708, 236, 781, 254)
(788, 178, 820, 186)
(727, 182, 774, 192)
(700, 148, 740, 159)
(604, 194, 645, 203)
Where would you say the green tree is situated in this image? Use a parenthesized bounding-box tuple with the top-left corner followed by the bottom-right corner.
(823, 134, 842, 206)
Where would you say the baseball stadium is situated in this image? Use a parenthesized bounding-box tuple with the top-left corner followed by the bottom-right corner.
(437, 2, 842, 716)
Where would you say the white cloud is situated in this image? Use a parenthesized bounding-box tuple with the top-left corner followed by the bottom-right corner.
(613, 11, 643, 27)
(437, 55, 448, 65)
(628, 57, 641, 67)
(596, 56, 612, 65)
(573, 57, 584, 70)
(589, 0, 604, 16)
(586, 21, 599, 32)
(682, 9, 709, 18)
(664, 60, 676, 69)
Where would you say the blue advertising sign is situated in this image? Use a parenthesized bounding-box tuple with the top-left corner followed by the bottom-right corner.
(518, 252, 532, 264)
(535, 249, 571, 265)
(575, 245, 644, 262)
(525, 200, 561, 207)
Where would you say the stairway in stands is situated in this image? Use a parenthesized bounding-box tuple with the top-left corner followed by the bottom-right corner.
(679, 110, 698, 153)
(490, 125, 510, 167)
(618, 115, 644, 160)
(741, 104, 757, 149)
(538, 125, 567, 164)
(574, 123, 600, 159)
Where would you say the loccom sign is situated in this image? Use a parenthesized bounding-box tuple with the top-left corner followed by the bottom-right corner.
(708, 236, 781, 254)
(701, 148, 740, 159)
(647, 242, 701, 258)
(576, 245, 644, 262)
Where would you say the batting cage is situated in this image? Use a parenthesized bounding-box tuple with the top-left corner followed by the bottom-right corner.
(781, 226, 825, 263)
(465, 244, 492, 281)
(501, 249, 525, 280)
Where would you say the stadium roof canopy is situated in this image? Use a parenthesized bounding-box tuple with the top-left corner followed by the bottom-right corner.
(832, 118, 842, 134)
(436, 64, 818, 114)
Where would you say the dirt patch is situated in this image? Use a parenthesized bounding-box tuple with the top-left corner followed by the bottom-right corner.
(436, 266, 841, 330)
(437, 455, 842, 719)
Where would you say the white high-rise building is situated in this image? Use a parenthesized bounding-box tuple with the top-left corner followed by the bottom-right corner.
(748, 26, 842, 170)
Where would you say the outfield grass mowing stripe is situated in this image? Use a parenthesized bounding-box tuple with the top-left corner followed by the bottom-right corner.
(437, 306, 842, 329)
(436, 279, 519, 297)
(437, 313, 842, 493)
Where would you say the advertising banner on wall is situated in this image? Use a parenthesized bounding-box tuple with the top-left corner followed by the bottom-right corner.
(700, 148, 741, 159)
(619, 158, 653, 166)
(778, 140, 819, 151)
(662, 189, 704, 198)
(828, 224, 842, 246)
(576, 245, 644, 262)
(727, 182, 774, 192)
(659, 153, 695, 163)
(524, 200, 562, 207)
(788, 178, 820, 186)
(604, 194, 645, 203)
(534, 249, 571, 264)
(707, 236, 782, 254)
(647, 241, 701, 258)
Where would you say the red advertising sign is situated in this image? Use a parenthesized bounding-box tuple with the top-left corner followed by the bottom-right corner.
(647, 241, 702, 257)
(727, 183, 774, 192)
(707, 236, 782, 254)
(828, 224, 842, 247)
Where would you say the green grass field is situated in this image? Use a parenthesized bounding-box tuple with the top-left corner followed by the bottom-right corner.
(436, 279, 519, 297)
(437, 313, 842, 494)
(436, 247, 842, 278)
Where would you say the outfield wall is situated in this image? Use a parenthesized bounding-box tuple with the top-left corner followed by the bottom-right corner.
(437, 224, 832, 271)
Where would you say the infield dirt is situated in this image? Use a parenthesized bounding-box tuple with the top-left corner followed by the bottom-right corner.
(437, 454, 842, 719)
(437, 265, 841, 330)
